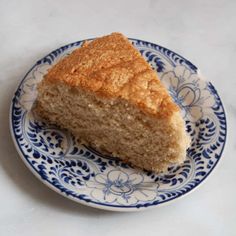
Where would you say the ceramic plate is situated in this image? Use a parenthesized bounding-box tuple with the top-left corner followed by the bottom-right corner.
(10, 38, 227, 211)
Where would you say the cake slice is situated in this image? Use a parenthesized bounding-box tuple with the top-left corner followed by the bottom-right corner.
(35, 33, 190, 172)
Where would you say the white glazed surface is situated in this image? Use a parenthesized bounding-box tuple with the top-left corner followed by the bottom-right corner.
(1, 0, 235, 235)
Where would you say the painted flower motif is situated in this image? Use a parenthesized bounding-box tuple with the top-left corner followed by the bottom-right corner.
(86, 169, 158, 205)
(161, 65, 215, 121)
(19, 64, 50, 110)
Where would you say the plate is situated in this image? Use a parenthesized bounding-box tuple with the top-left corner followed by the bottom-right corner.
(10, 38, 227, 211)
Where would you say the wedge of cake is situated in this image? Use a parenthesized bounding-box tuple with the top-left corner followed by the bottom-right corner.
(35, 32, 190, 172)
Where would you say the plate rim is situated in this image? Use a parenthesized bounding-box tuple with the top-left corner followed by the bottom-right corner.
(9, 38, 227, 211)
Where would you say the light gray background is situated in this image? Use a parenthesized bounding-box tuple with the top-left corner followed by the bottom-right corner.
(0, 0, 235, 235)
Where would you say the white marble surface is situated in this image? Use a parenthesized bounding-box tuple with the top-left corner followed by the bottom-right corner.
(0, 0, 235, 235)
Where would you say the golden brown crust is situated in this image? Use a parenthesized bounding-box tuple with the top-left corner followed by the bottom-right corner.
(43, 32, 179, 118)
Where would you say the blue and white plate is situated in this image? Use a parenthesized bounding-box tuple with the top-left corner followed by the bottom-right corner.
(10, 38, 227, 211)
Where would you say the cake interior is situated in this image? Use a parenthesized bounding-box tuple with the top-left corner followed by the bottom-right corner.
(35, 81, 189, 172)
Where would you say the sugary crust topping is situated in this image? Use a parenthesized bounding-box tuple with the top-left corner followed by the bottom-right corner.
(43, 32, 179, 118)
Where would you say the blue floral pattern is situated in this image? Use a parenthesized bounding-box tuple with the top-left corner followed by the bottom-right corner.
(161, 65, 215, 121)
(86, 169, 158, 205)
(10, 38, 227, 211)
